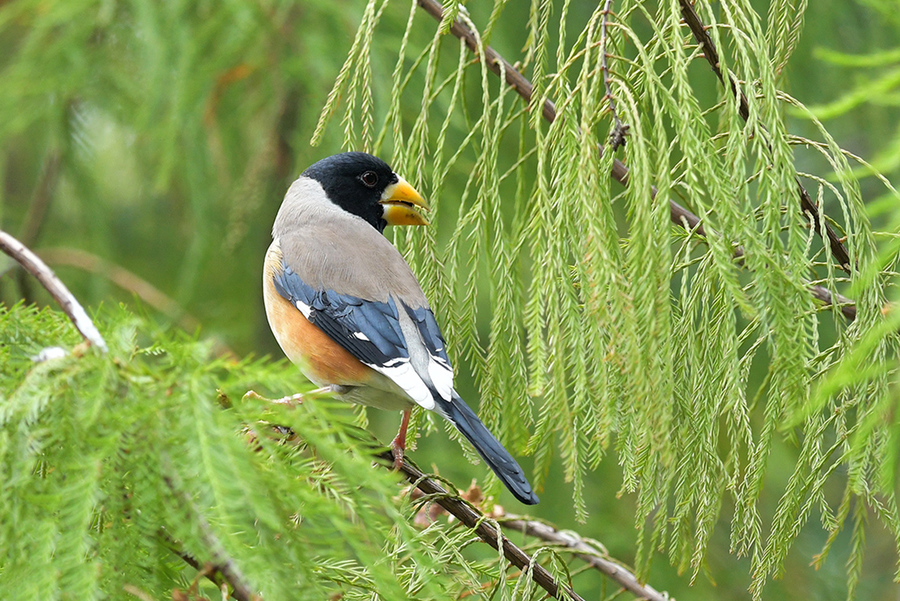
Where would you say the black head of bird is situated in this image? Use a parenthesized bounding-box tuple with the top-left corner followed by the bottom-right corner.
(301, 152, 429, 233)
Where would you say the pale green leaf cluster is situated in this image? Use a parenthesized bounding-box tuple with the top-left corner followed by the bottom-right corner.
(314, 0, 900, 596)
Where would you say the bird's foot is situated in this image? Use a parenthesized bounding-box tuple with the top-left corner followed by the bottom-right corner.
(390, 409, 412, 470)
(242, 389, 328, 406)
(390, 437, 405, 470)
(269, 393, 306, 406)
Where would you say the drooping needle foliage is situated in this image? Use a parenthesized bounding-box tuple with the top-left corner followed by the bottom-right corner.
(2, 0, 900, 599)
(315, 0, 900, 596)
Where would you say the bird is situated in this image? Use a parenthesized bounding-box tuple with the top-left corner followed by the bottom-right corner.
(263, 152, 538, 505)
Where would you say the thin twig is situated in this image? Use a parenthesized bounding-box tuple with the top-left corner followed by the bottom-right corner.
(809, 283, 856, 320)
(14, 151, 62, 303)
(503, 518, 671, 601)
(600, 0, 629, 150)
(678, 0, 853, 273)
(163, 533, 244, 601)
(415, 0, 859, 320)
(0, 229, 107, 352)
(377, 449, 585, 601)
(34, 247, 236, 357)
(122, 584, 156, 601)
(161, 473, 259, 601)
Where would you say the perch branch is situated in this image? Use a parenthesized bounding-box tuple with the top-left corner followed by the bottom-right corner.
(377, 449, 587, 600)
(416, 0, 857, 320)
(0, 229, 107, 352)
(244, 393, 662, 600)
(679, 0, 853, 273)
(503, 518, 670, 601)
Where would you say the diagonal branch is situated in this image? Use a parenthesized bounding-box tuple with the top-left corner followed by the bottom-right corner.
(164, 532, 252, 601)
(809, 282, 856, 320)
(415, 0, 710, 239)
(238, 389, 673, 600)
(502, 518, 671, 601)
(678, 1, 853, 273)
(19, 150, 61, 248)
(376, 449, 586, 600)
(162, 472, 260, 601)
(415, 0, 857, 320)
(35, 247, 218, 342)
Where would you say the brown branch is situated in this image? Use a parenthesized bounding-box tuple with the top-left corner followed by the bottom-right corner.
(239, 395, 584, 599)
(19, 151, 62, 247)
(376, 449, 585, 601)
(415, 0, 716, 246)
(244, 395, 661, 600)
(503, 518, 671, 601)
(417, 0, 712, 238)
(14, 151, 62, 304)
(34, 247, 236, 357)
(416, 0, 860, 319)
(161, 474, 260, 601)
(0, 229, 108, 351)
(679, 0, 853, 273)
(809, 283, 856, 320)
(164, 534, 252, 601)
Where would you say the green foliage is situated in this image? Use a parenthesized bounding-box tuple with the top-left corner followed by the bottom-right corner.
(0, 0, 358, 344)
(2, 0, 900, 599)
(796, 0, 900, 188)
(314, 0, 900, 597)
(2, 304, 551, 600)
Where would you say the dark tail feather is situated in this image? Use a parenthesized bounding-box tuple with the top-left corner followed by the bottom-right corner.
(437, 394, 539, 505)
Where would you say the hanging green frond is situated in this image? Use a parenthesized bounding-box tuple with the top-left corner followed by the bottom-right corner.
(312, 0, 900, 597)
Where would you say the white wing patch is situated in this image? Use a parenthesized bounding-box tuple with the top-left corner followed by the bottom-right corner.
(293, 299, 312, 319)
(428, 357, 454, 401)
(370, 359, 435, 410)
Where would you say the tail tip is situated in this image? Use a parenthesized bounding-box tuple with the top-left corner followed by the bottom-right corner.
(506, 478, 539, 505)
(519, 490, 540, 505)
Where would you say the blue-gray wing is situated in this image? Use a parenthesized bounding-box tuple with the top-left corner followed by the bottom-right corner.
(272, 260, 452, 409)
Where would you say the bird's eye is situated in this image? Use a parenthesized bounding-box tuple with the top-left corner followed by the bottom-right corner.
(360, 171, 378, 188)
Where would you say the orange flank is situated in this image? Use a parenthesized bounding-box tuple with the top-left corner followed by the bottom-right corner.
(263, 243, 371, 387)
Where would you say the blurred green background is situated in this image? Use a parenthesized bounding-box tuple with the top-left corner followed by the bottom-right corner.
(1, 0, 898, 598)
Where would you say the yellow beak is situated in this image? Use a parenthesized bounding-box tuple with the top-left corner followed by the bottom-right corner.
(380, 176, 430, 226)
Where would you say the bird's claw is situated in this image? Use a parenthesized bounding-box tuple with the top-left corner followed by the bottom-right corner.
(242, 389, 305, 406)
(390, 439, 405, 470)
(270, 393, 306, 406)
